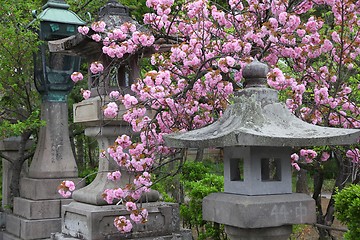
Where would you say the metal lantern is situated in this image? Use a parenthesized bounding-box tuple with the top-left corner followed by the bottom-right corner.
(33, 0, 85, 102)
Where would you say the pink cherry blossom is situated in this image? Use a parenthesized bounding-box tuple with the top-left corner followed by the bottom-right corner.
(109, 91, 120, 100)
(126, 201, 137, 211)
(300, 149, 318, 163)
(78, 26, 89, 35)
(320, 152, 330, 161)
(58, 180, 75, 198)
(91, 21, 106, 32)
(114, 216, 133, 233)
(91, 34, 102, 42)
(346, 149, 360, 163)
(82, 90, 91, 100)
(71, 72, 83, 83)
(104, 102, 119, 118)
(107, 171, 121, 181)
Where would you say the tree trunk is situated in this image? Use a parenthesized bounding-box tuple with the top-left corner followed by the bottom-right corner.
(296, 168, 309, 194)
(324, 151, 347, 228)
(312, 167, 331, 239)
(195, 148, 204, 162)
(9, 131, 33, 203)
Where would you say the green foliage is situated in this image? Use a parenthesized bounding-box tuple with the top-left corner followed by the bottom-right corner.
(180, 161, 226, 240)
(0, 0, 42, 139)
(334, 184, 360, 240)
(152, 160, 226, 239)
(0, 110, 44, 140)
(79, 166, 98, 185)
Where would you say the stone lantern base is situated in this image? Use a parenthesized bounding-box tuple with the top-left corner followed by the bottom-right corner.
(4, 178, 85, 240)
(203, 192, 316, 240)
(51, 201, 192, 240)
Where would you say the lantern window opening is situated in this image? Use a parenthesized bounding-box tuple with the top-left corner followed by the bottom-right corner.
(229, 158, 244, 182)
(261, 158, 281, 182)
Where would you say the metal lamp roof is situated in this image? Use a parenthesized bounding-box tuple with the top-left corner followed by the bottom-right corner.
(37, 0, 85, 25)
(164, 60, 360, 148)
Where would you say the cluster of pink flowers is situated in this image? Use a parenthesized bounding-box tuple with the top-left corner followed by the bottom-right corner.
(104, 102, 119, 118)
(300, 149, 318, 163)
(107, 171, 121, 181)
(81, 89, 91, 100)
(70, 72, 83, 83)
(90, 62, 104, 75)
(346, 149, 360, 163)
(291, 153, 300, 171)
(114, 216, 133, 233)
(65, 0, 360, 234)
(58, 180, 75, 198)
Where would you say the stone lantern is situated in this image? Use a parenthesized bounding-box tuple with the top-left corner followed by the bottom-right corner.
(49, 1, 190, 239)
(164, 60, 360, 239)
(4, 1, 86, 240)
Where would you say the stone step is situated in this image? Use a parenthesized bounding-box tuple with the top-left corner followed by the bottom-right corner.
(6, 214, 60, 240)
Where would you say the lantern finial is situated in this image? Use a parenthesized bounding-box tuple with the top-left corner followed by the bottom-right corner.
(243, 59, 269, 88)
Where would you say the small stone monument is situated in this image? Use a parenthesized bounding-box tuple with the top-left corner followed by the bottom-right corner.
(49, 1, 191, 239)
(164, 60, 360, 240)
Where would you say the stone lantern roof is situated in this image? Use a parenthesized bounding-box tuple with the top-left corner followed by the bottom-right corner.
(164, 60, 360, 148)
(48, 0, 147, 57)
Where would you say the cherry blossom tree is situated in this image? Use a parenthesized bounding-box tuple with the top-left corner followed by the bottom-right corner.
(68, 0, 360, 237)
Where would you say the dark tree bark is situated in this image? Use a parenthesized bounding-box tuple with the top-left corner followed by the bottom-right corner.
(312, 166, 331, 239)
(195, 148, 204, 162)
(9, 131, 33, 202)
(296, 168, 309, 194)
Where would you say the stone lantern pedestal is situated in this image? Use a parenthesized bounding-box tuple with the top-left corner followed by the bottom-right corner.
(52, 97, 190, 240)
(4, 102, 85, 240)
(203, 193, 314, 240)
(164, 60, 360, 240)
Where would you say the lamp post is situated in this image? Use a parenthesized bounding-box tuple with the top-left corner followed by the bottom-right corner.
(4, 0, 85, 240)
(28, 0, 85, 178)
(3, 2, 86, 239)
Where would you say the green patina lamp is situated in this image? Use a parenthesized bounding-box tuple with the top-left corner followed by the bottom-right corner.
(33, 0, 85, 102)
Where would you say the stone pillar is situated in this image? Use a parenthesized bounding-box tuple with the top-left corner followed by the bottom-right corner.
(72, 126, 133, 205)
(28, 102, 78, 178)
(4, 102, 84, 240)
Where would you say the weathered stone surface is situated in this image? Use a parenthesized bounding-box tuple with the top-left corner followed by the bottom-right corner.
(20, 178, 84, 200)
(73, 97, 128, 126)
(5, 215, 20, 237)
(3, 232, 22, 240)
(225, 225, 292, 240)
(61, 202, 181, 240)
(13, 198, 61, 220)
(202, 192, 316, 229)
(52, 232, 192, 240)
(164, 92, 360, 148)
(164, 61, 360, 148)
(71, 126, 131, 205)
(223, 146, 292, 195)
(28, 102, 79, 179)
(6, 214, 60, 240)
